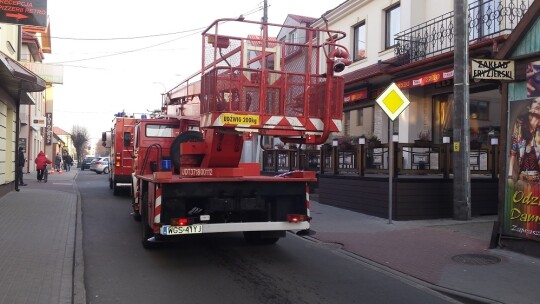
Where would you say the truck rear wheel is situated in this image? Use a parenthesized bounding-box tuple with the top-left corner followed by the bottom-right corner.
(113, 181, 120, 196)
(243, 231, 280, 245)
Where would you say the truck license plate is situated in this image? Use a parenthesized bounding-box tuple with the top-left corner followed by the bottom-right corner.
(161, 225, 203, 235)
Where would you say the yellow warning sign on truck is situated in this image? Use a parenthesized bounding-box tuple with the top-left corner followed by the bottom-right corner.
(219, 113, 260, 126)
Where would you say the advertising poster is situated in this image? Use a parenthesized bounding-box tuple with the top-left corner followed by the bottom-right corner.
(527, 60, 540, 97)
(506, 96, 540, 240)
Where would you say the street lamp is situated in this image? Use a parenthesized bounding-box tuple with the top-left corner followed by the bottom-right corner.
(491, 136, 499, 179)
(443, 136, 451, 179)
(152, 82, 167, 110)
(332, 138, 339, 175)
(358, 136, 366, 145)
(358, 136, 366, 176)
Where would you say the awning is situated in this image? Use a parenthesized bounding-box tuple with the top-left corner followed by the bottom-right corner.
(0, 51, 46, 105)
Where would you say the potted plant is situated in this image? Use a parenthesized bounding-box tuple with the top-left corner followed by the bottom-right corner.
(415, 130, 432, 147)
(366, 134, 382, 148)
(337, 136, 354, 149)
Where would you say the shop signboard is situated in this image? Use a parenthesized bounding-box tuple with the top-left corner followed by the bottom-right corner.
(0, 0, 47, 27)
(45, 112, 52, 145)
(395, 68, 454, 90)
(472, 59, 514, 80)
(31, 116, 46, 128)
(344, 88, 368, 103)
(18, 138, 26, 153)
(505, 97, 540, 241)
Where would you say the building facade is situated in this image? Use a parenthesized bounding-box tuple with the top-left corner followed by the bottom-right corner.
(312, 0, 531, 148)
(0, 23, 46, 196)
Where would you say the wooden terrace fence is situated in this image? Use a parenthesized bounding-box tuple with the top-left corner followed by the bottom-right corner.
(262, 142, 500, 178)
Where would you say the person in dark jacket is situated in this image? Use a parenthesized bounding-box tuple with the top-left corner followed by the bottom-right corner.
(17, 147, 27, 186)
(55, 152, 62, 172)
(65, 154, 73, 172)
(35, 151, 52, 182)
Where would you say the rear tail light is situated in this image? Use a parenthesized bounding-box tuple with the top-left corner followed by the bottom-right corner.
(171, 218, 193, 226)
(287, 214, 308, 223)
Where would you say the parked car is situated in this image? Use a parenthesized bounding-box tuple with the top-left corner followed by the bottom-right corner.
(81, 156, 97, 171)
(90, 157, 110, 174)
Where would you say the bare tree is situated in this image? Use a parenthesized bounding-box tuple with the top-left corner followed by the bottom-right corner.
(71, 125, 90, 164)
(94, 139, 108, 157)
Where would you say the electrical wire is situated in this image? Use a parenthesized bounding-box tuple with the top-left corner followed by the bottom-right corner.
(48, 31, 198, 64)
(50, 28, 205, 41)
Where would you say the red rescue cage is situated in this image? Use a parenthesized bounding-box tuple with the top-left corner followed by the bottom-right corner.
(198, 18, 350, 145)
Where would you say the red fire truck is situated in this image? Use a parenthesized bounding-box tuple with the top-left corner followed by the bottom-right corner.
(102, 114, 139, 195)
(132, 18, 350, 248)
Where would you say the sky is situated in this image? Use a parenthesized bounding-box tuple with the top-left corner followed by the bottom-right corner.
(44, 0, 345, 144)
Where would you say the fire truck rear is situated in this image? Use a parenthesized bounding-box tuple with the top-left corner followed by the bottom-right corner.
(133, 18, 350, 248)
(102, 114, 138, 195)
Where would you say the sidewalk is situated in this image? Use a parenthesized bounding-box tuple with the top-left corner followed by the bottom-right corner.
(306, 200, 540, 304)
(0, 169, 82, 304)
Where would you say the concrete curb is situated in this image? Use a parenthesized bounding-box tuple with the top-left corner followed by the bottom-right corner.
(72, 170, 86, 304)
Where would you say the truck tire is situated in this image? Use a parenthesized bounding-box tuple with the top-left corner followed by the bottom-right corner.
(170, 131, 204, 173)
(243, 231, 280, 245)
(141, 193, 157, 249)
(132, 194, 141, 222)
(113, 181, 120, 196)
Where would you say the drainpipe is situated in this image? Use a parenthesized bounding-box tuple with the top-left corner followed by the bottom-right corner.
(27, 105, 31, 173)
(14, 25, 22, 192)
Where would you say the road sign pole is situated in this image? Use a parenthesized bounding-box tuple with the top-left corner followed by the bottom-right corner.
(388, 119, 394, 224)
(375, 82, 410, 225)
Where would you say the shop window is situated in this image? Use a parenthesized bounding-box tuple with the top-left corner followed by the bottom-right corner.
(344, 111, 350, 136)
(470, 100, 489, 120)
(353, 21, 366, 61)
(357, 108, 363, 126)
(385, 3, 400, 49)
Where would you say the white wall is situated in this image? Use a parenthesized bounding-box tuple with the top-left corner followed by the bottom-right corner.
(0, 24, 19, 59)
(313, 0, 456, 75)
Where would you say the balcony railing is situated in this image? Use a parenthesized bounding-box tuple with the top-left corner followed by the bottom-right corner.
(394, 0, 532, 63)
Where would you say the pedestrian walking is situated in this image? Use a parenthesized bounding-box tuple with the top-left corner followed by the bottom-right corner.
(55, 152, 62, 172)
(35, 151, 52, 182)
(17, 147, 27, 186)
(65, 154, 73, 172)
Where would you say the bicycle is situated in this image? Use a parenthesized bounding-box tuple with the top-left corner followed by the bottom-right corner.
(43, 164, 49, 183)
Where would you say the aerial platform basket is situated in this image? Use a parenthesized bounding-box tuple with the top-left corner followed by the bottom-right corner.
(192, 18, 349, 145)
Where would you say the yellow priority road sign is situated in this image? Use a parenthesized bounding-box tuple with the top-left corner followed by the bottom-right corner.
(375, 82, 410, 121)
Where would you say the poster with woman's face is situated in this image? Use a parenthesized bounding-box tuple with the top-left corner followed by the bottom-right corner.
(527, 61, 540, 97)
(505, 97, 540, 241)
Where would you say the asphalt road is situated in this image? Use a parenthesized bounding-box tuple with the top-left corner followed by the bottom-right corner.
(77, 171, 459, 304)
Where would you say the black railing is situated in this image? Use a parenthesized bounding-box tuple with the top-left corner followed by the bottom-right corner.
(261, 142, 500, 178)
(394, 0, 532, 63)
